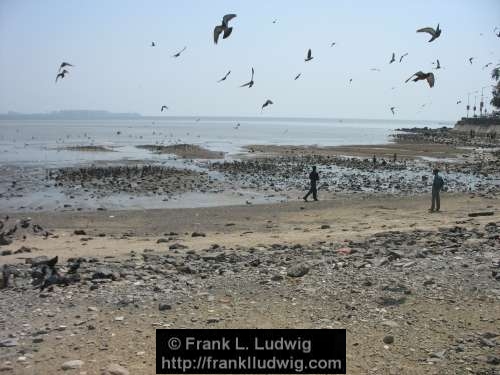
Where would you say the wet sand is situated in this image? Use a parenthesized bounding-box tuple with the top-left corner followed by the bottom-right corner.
(136, 144, 225, 159)
(244, 143, 470, 160)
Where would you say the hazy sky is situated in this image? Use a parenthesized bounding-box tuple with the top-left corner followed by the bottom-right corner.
(0, 0, 499, 120)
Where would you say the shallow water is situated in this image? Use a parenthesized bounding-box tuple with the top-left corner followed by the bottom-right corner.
(0, 117, 451, 167)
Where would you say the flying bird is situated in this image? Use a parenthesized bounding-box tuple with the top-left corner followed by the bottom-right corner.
(234, 123, 240, 129)
(389, 53, 395, 64)
(214, 14, 237, 44)
(218, 70, 231, 82)
(433, 59, 441, 69)
(399, 53, 408, 63)
(417, 24, 442, 42)
(272, 19, 277, 24)
(261, 99, 274, 111)
(240, 67, 254, 88)
(59, 62, 73, 71)
(495, 27, 500, 37)
(161, 106, 168, 112)
(370, 68, 381, 72)
(294, 73, 301, 80)
(330, 42, 336, 47)
(390, 107, 396, 115)
(349, 78, 353, 84)
(469, 57, 474, 65)
(405, 71, 435, 88)
(172, 47, 187, 58)
(55, 69, 69, 83)
(456, 100, 462, 104)
(482, 62, 493, 69)
(305, 49, 313, 62)
(151, 41, 156, 47)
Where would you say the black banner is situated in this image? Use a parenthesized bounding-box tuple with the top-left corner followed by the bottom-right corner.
(156, 329, 346, 374)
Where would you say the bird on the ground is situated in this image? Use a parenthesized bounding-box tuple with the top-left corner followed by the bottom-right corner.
(214, 14, 237, 44)
(240, 67, 255, 88)
(55, 69, 69, 83)
(305, 49, 313, 62)
(456, 100, 462, 104)
(330, 42, 336, 47)
(417, 24, 442, 42)
(151, 41, 156, 47)
(390, 107, 396, 115)
(217, 70, 231, 82)
(161, 106, 168, 112)
(482, 62, 492, 69)
(469, 57, 474, 64)
(389, 53, 395, 64)
(172, 47, 187, 58)
(59, 62, 73, 71)
(399, 53, 408, 63)
(405, 71, 435, 88)
(261, 99, 273, 111)
(294, 73, 301, 80)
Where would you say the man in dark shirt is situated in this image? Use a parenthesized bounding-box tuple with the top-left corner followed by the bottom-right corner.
(429, 168, 444, 212)
(303, 166, 319, 202)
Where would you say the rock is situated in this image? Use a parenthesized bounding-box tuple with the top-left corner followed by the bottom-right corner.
(159, 303, 172, 311)
(0, 338, 18, 347)
(0, 236, 12, 246)
(383, 335, 394, 344)
(0, 250, 12, 256)
(271, 274, 283, 281)
(336, 247, 352, 255)
(191, 232, 206, 237)
(61, 360, 84, 370)
(14, 246, 31, 254)
(287, 263, 310, 277)
(157, 238, 169, 244)
(320, 224, 331, 229)
(169, 243, 188, 250)
(0, 362, 13, 372)
(102, 364, 129, 375)
(92, 267, 118, 280)
(114, 316, 124, 321)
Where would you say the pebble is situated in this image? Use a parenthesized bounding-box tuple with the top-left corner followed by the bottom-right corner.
(61, 360, 84, 370)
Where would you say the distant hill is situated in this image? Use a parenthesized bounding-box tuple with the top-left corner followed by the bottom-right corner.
(0, 110, 142, 120)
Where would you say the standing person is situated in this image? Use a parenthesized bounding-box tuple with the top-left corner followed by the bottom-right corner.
(303, 166, 319, 202)
(429, 168, 444, 212)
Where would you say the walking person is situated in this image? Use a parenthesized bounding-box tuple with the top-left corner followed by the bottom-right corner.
(303, 166, 319, 202)
(429, 168, 444, 212)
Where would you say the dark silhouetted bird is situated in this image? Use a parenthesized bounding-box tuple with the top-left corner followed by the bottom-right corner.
(330, 42, 336, 47)
(234, 123, 240, 129)
(161, 106, 168, 112)
(433, 59, 441, 69)
(240, 67, 254, 88)
(456, 100, 462, 104)
(214, 14, 237, 44)
(305, 49, 313, 62)
(399, 53, 408, 63)
(469, 57, 474, 65)
(294, 73, 301, 80)
(261, 99, 273, 111)
(272, 19, 277, 24)
(349, 78, 353, 84)
(55, 69, 69, 83)
(417, 24, 441, 42)
(389, 53, 395, 64)
(495, 27, 500, 37)
(151, 41, 156, 47)
(218, 70, 231, 82)
(405, 71, 435, 88)
(482, 62, 492, 69)
(390, 107, 396, 115)
(172, 47, 187, 58)
(59, 62, 73, 71)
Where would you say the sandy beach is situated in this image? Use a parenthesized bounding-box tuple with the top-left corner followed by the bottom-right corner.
(1, 128, 500, 374)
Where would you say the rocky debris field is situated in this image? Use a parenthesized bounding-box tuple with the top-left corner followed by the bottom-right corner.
(49, 164, 222, 196)
(393, 127, 499, 148)
(0, 216, 51, 250)
(0, 221, 499, 374)
(209, 154, 500, 197)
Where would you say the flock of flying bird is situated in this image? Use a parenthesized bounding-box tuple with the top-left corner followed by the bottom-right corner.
(54, 16, 500, 116)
